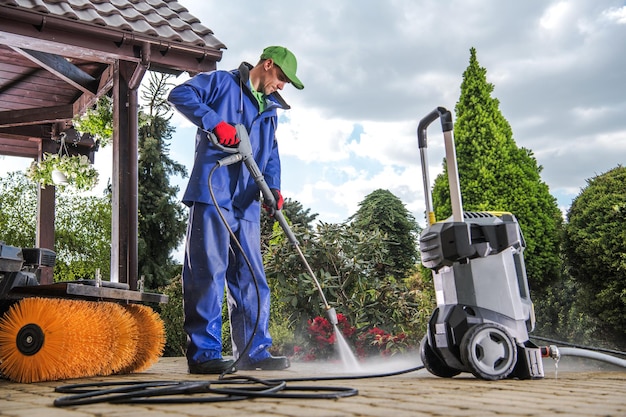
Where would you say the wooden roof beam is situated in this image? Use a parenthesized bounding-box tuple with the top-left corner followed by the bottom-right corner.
(0, 105, 74, 128)
(11, 47, 98, 96)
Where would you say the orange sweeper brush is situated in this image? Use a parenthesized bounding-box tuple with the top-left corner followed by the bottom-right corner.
(0, 297, 166, 383)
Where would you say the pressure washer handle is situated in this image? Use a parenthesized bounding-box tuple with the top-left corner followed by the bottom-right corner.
(206, 129, 240, 154)
(417, 107, 463, 224)
(417, 107, 453, 149)
(206, 123, 285, 226)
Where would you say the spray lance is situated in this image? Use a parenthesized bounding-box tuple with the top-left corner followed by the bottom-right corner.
(207, 124, 338, 326)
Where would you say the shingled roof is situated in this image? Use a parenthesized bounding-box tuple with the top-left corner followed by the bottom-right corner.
(1, 0, 225, 49)
(0, 0, 225, 73)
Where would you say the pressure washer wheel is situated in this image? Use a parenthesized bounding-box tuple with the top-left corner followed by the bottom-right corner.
(420, 335, 461, 378)
(460, 323, 517, 380)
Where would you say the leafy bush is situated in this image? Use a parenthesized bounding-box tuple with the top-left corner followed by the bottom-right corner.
(563, 165, 626, 346)
(73, 95, 113, 146)
(159, 278, 186, 357)
(265, 219, 434, 349)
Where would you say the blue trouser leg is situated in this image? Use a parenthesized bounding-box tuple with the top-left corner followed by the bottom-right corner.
(183, 202, 272, 366)
(183, 202, 230, 364)
(226, 217, 273, 365)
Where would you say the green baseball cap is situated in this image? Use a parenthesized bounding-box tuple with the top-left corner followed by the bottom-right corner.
(261, 46, 304, 90)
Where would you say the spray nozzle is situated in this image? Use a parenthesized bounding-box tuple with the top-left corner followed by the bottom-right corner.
(326, 307, 338, 326)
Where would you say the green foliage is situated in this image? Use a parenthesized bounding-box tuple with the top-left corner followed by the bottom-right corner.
(73, 95, 114, 146)
(532, 271, 607, 347)
(26, 153, 99, 191)
(0, 172, 38, 247)
(432, 47, 563, 293)
(349, 189, 421, 280)
(563, 165, 626, 345)
(137, 72, 188, 289)
(0, 172, 111, 280)
(53, 192, 112, 281)
(262, 198, 317, 249)
(264, 215, 432, 346)
(159, 277, 186, 356)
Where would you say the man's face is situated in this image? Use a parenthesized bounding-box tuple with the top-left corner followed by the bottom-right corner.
(259, 59, 290, 95)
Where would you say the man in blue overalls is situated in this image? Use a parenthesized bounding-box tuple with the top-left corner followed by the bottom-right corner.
(168, 46, 304, 374)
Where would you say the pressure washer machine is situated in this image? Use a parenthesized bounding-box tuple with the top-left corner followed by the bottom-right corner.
(417, 107, 544, 380)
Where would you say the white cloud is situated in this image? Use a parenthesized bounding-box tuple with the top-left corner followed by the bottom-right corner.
(540, 2, 573, 31)
(278, 109, 353, 163)
(603, 6, 626, 24)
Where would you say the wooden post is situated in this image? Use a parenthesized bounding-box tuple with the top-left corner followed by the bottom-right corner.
(35, 139, 59, 285)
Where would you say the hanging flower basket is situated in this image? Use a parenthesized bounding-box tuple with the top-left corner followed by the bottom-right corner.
(27, 152, 99, 191)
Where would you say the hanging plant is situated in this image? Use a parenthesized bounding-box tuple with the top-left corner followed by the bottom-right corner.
(27, 148, 99, 192)
(72, 95, 113, 147)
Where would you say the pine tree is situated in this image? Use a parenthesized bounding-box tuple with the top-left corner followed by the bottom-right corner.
(137, 72, 188, 289)
(349, 189, 420, 279)
(431, 48, 563, 292)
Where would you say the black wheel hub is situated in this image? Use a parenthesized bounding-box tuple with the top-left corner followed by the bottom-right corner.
(16, 323, 45, 356)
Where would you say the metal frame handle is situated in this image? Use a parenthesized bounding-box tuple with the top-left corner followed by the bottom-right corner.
(417, 107, 463, 225)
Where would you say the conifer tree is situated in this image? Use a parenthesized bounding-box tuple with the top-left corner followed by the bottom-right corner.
(349, 189, 420, 279)
(137, 72, 188, 289)
(431, 48, 563, 292)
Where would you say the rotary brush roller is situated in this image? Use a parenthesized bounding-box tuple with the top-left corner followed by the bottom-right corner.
(0, 242, 167, 383)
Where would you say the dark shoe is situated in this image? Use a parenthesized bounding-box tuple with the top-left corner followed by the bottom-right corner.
(189, 358, 236, 374)
(238, 355, 290, 370)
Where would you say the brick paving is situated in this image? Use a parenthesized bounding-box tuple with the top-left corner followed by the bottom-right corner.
(0, 356, 624, 416)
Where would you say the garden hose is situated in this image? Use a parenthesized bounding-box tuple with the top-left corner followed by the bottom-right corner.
(53, 364, 427, 406)
(533, 336, 626, 368)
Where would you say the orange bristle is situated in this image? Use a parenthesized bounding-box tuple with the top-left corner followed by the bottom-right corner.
(61, 299, 118, 378)
(119, 304, 165, 373)
(0, 298, 164, 383)
(97, 302, 139, 375)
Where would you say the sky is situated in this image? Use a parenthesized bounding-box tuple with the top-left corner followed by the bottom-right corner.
(2, 0, 625, 230)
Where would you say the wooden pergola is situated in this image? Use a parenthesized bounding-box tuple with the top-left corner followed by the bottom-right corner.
(0, 1, 225, 288)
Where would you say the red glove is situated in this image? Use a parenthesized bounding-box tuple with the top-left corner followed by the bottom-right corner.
(263, 189, 284, 215)
(212, 121, 239, 147)
(272, 189, 284, 210)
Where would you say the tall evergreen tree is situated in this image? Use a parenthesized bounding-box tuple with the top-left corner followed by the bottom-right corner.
(349, 189, 420, 279)
(431, 48, 563, 292)
(137, 72, 188, 289)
